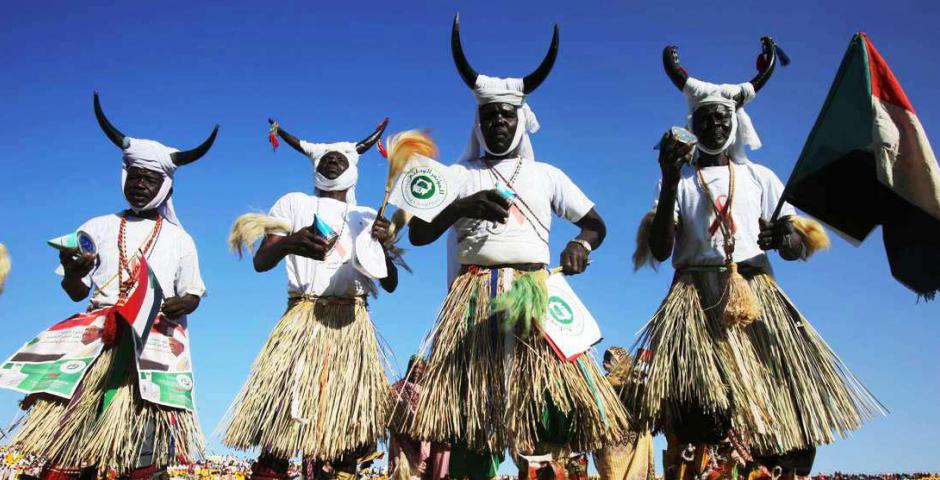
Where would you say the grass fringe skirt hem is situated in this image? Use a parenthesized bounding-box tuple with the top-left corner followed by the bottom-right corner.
(406, 267, 631, 454)
(221, 297, 389, 461)
(625, 270, 884, 454)
(10, 347, 204, 474)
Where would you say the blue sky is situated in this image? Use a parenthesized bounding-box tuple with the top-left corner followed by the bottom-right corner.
(0, 0, 938, 473)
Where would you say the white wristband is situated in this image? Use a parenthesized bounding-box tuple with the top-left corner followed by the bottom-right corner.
(570, 239, 592, 253)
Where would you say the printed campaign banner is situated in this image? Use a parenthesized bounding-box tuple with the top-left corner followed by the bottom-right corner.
(388, 155, 461, 222)
(539, 274, 602, 361)
(0, 310, 107, 399)
(0, 257, 196, 411)
(137, 315, 196, 411)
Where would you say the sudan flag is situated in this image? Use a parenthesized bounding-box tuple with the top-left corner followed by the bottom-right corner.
(780, 33, 940, 299)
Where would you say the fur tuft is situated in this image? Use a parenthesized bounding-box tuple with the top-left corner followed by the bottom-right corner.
(228, 213, 291, 258)
(0, 243, 9, 294)
(632, 211, 660, 271)
(791, 216, 830, 259)
(386, 209, 414, 246)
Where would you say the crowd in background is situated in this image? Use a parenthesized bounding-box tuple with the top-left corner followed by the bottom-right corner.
(0, 447, 936, 480)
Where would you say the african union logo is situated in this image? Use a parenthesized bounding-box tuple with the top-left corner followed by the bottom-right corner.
(403, 167, 447, 210)
(176, 374, 193, 390)
(546, 295, 583, 335)
(60, 360, 86, 374)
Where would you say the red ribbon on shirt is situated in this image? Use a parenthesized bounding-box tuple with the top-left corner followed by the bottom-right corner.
(708, 194, 736, 237)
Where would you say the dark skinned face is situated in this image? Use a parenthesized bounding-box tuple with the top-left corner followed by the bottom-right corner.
(692, 103, 734, 152)
(317, 151, 350, 180)
(123, 167, 165, 210)
(478, 102, 519, 155)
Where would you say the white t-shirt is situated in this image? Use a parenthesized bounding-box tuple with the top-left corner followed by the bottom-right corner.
(56, 213, 206, 308)
(450, 157, 595, 266)
(268, 192, 377, 298)
(654, 162, 795, 269)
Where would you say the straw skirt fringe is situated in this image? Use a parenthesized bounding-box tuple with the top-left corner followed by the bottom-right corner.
(406, 267, 630, 454)
(626, 270, 883, 454)
(221, 297, 388, 461)
(10, 346, 204, 473)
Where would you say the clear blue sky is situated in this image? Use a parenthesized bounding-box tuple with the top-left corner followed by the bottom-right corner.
(0, 0, 937, 473)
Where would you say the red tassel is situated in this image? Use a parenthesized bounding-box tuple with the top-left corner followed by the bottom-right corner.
(269, 131, 279, 151)
(376, 138, 388, 158)
(102, 309, 118, 347)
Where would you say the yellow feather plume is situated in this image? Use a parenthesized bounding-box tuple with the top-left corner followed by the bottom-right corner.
(378, 130, 438, 216)
(0, 243, 10, 294)
(228, 213, 291, 258)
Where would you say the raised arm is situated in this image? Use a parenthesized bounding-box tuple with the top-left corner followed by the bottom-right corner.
(649, 131, 690, 262)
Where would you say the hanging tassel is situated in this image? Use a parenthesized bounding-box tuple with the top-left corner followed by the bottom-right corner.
(722, 262, 760, 328)
(376, 138, 388, 158)
(268, 121, 280, 151)
(756, 43, 791, 72)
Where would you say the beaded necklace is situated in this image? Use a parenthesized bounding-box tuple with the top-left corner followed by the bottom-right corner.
(116, 213, 163, 303)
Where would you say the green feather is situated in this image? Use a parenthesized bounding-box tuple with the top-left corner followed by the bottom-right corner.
(491, 271, 549, 336)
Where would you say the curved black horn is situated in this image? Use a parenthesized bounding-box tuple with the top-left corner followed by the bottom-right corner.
(522, 24, 559, 94)
(93, 92, 128, 149)
(662, 46, 688, 91)
(356, 117, 389, 154)
(170, 125, 219, 167)
(749, 37, 777, 92)
(451, 14, 479, 89)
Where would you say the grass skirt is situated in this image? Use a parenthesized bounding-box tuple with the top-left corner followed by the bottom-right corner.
(625, 269, 883, 454)
(10, 346, 204, 474)
(221, 297, 389, 461)
(406, 267, 630, 454)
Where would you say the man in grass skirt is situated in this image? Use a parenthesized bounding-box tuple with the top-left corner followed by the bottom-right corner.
(404, 16, 630, 479)
(628, 39, 885, 479)
(223, 118, 400, 480)
(2, 93, 217, 479)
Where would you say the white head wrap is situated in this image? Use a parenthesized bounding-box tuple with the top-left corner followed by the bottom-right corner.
(121, 138, 181, 225)
(683, 77, 761, 164)
(459, 75, 540, 163)
(298, 140, 360, 205)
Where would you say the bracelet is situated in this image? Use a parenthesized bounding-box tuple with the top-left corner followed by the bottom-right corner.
(569, 239, 592, 253)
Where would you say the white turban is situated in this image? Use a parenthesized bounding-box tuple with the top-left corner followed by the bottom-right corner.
(122, 138, 181, 226)
(459, 75, 540, 163)
(683, 77, 761, 164)
(298, 140, 360, 205)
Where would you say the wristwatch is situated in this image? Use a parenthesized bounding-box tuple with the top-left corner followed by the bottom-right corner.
(569, 239, 592, 254)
